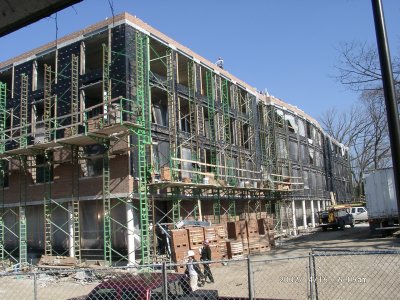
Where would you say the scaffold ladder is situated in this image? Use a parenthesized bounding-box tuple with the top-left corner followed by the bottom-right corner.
(274, 201, 281, 232)
(188, 61, 200, 183)
(167, 49, 179, 182)
(71, 146, 81, 260)
(138, 131, 151, 263)
(44, 151, 53, 256)
(20, 75, 28, 148)
(221, 188, 235, 222)
(135, 31, 152, 264)
(71, 55, 79, 135)
(267, 106, 277, 180)
(0, 215, 3, 260)
(212, 189, 221, 223)
(19, 156, 27, 264)
(0, 82, 6, 154)
(44, 65, 52, 142)
(172, 188, 181, 224)
(103, 145, 112, 265)
(259, 103, 269, 167)
(103, 44, 111, 126)
(221, 79, 231, 144)
(19, 207, 27, 265)
(0, 159, 5, 260)
(206, 70, 217, 178)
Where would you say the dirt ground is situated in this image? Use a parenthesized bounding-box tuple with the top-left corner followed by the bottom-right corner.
(2, 223, 400, 300)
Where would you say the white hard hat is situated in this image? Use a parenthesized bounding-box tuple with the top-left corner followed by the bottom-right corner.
(187, 250, 195, 257)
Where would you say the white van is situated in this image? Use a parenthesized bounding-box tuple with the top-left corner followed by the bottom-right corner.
(350, 207, 368, 223)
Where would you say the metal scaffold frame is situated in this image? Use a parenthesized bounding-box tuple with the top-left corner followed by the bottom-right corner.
(71, 145, 81, 260)
(258, 102, 269, 183)
(0, 82, 5, 154)
(20, 75, 28, 149)
(187, 60, 201, 184)
(71, 54, 79, 135)
(102, 141, 112, 265)
(134, 31, 152, 263)
(42, 149, 78, 258)
(205, 70, 218, 178)
(43, 151, 53, 256)
(19, 156, 27, 265)
(212, 189, 221, 223)
(0, 159, 5, 261)
(103, 44, 111, 125)
(167, 49, 179, 182)
(44, 65, 53, 142)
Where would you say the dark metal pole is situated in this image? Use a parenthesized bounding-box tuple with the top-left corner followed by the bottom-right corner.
(371, 0, 400, 223)
(162, 262, 168, 300)
(247, 256, 253, 300)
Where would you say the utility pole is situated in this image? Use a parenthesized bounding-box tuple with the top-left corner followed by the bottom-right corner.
(371, 0, 400, 223)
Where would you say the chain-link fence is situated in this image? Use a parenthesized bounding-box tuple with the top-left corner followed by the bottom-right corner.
(310, 248, 400, 300)
(0, 249, 399, 299)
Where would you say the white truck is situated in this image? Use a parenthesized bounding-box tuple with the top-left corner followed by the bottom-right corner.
(364, 168, 399, 234)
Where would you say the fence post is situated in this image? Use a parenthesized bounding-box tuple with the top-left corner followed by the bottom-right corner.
(308, 253, 314, 300)
(162, 262, 168, 300)
(311, 250, 318, 300)
(247, 256, 253, 300)
(33, 272, 38, 300)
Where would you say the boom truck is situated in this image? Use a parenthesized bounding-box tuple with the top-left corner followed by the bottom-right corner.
(364, 168, 400, 235)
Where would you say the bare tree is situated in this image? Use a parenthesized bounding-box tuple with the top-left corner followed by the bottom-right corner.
(321, 41, 398, 199)
(335, 41, 400, 92)
(363, 90, 391, 166)
(319, 103, 371, 198)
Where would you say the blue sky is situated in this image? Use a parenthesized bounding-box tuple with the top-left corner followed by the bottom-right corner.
(0, 0, 399, 121)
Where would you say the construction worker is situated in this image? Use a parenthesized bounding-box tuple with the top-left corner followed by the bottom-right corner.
(216, 57, 224, 69)
(185, 250, 204, 291)
(200, 240, 214, 283)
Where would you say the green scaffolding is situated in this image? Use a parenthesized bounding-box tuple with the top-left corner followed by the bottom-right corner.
(20, 75, 28, 149)
(135, 31, 152, 264)
(0, 82, 6, 154)
(205, 70, 218, 178)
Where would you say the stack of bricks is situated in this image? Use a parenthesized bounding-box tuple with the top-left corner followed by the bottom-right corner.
(204, 227, 219, 261)
(226, 240, 244, 260)
(246, 218, 269, 254)
(186, 227, 205, 261)
(204, 225, 228, 264)
(227, 220, 248, 256)
(171, 220, 273, 265)
(170, 229, 190, 273)
(214, 225, 228, 260)
(226, 217, 275, 257)
(265, 216, 275, 247)
(257, 218, 274, 251)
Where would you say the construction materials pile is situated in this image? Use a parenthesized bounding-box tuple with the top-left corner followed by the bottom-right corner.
(170, 217, 275, 272)
(226, 217, 274, 259)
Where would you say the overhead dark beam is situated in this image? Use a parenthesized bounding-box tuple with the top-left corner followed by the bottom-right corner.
(0, 0, 83, 38)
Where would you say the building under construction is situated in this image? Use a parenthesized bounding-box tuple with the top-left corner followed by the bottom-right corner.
(0, 13, 352, 266)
